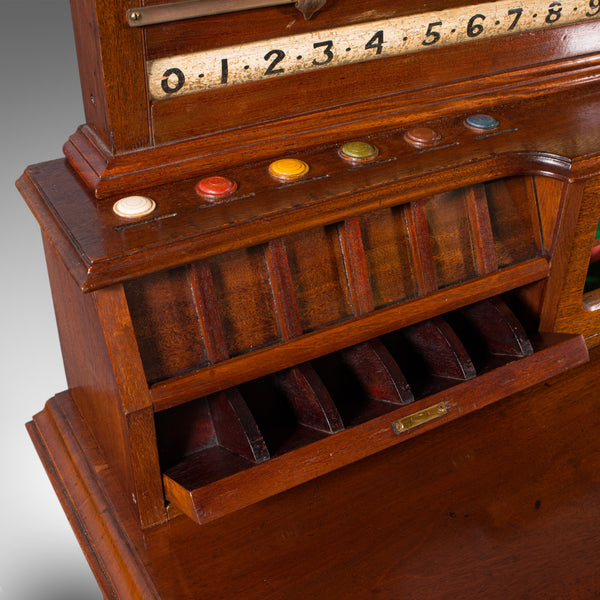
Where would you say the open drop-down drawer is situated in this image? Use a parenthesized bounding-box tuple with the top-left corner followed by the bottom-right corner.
(159, 296, 588, 525)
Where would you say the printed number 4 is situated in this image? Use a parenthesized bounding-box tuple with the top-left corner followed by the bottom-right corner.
(365, 31, 385, 54)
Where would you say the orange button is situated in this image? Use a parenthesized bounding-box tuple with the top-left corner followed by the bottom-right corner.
(268, 158, 310, 181)
(196, 176, 237, 199)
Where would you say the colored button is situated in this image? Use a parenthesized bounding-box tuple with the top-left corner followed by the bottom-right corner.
(196, 176, 238, 199)
(465, 114, 500, 131)
(113, 195, 156, 218)
(339, 141, 379, 162)
(404, 127, 441, 147)
(268, 158, 310, 181)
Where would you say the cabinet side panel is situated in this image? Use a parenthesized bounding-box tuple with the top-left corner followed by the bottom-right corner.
(43, 236, 166, 527)
(545, 176, 600, 345)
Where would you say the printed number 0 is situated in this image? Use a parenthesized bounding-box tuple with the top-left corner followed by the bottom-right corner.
(161, 68, 185, 94)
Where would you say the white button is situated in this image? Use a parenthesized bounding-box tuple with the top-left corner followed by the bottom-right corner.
(113, 196, 156, 218)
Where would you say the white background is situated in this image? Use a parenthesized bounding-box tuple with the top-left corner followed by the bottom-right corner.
(1, 1, 102, 597)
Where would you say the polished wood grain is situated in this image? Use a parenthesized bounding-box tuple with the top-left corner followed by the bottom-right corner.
(69, 0, 149, 154)
(149, 258, 550, 411)
(43, 236, 166, 528)
(65, 19, 600, 197)
(18, 1, 600, 597)
(28, 344, 600, 599)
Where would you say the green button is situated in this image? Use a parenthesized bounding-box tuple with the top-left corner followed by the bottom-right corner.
(339, 141, 379, 162)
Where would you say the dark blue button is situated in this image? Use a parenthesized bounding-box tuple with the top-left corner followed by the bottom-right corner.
(465, 114, 500, 131)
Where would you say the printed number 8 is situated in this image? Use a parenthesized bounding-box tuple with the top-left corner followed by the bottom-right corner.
(546, 1, 562, 23)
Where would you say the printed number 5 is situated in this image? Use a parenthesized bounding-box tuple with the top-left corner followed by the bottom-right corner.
(423, 21, 442, 45)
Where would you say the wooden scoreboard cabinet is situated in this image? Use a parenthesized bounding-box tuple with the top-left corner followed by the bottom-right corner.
(17, 0, 600, 597)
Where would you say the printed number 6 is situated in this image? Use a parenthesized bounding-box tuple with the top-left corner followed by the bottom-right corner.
(467, 14, 485, 37)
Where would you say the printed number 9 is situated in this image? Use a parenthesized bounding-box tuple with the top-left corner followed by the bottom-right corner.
(587, 0, 600, 16)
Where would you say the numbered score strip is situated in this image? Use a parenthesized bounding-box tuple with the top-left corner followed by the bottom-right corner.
(147, 0, 600, 100)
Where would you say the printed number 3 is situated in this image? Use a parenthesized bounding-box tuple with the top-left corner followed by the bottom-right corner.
(313, 40, 334, 65)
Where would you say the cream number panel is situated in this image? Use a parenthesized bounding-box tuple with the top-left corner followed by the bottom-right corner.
(148, 0, 600, 99)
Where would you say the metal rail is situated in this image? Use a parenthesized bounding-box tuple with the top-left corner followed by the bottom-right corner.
(126, 0, 326, 26)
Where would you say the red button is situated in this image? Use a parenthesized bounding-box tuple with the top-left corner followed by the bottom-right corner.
(196, 176, 237, 199)
(404, 127, 441, 147)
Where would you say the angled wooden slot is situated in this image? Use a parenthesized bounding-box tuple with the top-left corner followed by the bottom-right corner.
(203, 245, 281, 358)
(422, 188, 479, 289)
(161, 388, 270, 518)
(381, 317, 476, 399)
(189, 261, 230, 364)
(338, 217, 375, 316)
(158, 329, 589, 528)
(405, 199, 438, 295)
(265, 238, 303, 340)
(275, 364, 345, 434)
(465, 183, 498, 275)
(445, 297, 534, 373)
(236, 371, 336, 457)
(310, 339, 414, 427)
(159, 388, 269, 474)
(264, 241, 347, 435)
(284, 224, 354, 332)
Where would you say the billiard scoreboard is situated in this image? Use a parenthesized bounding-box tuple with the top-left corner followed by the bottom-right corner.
(147, 0, 600, 99)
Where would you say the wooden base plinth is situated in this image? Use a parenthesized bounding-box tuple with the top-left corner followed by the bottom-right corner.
(28, 348, 600, 600)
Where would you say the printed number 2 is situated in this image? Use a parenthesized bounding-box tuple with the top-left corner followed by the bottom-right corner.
(265, 49, 286, 75)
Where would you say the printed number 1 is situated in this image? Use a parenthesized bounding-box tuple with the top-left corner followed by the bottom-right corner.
(220, 58, 228, 84)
